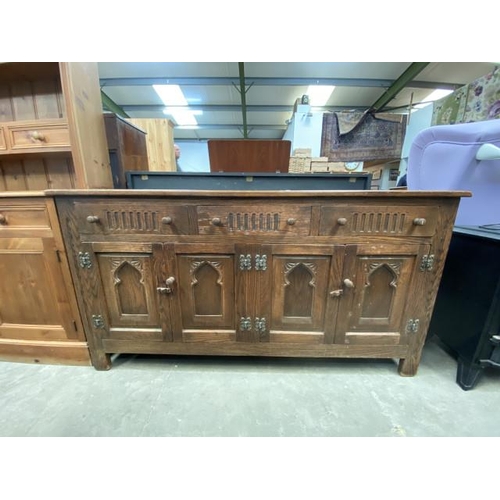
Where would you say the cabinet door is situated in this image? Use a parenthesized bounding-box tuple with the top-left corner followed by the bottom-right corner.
(0, 236, 79, 341)
(91, 243, 168, 341)
(334, 244, 430, 346)
(172, 243, 238, 343)
(259, 244, 345, 344)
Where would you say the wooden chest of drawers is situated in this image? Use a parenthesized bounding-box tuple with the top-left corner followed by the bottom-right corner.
(53, 189, 468, 374)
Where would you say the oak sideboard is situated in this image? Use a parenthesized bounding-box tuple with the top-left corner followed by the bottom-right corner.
(46, 188, 469, 374)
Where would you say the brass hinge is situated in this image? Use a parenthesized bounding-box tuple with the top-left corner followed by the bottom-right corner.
(78, 252, 92, 269)
(240, 317, 252, 331)
(91, 315, 105, 329)
(255, 254, 267, 271)
(406, 319, 420, 334)
(255, 317, 267, 336)
(239, 254, 252, 271)
(420, 254, 434, 271)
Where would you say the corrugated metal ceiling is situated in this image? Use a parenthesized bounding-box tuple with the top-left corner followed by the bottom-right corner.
(98, 62, 497, 141)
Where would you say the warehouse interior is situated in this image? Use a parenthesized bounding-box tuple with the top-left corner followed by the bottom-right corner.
(1, 60, 499, 428)
(1, 17, 499, 495)
(0, 0, 500, 500)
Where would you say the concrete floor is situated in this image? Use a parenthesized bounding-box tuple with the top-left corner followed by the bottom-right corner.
(0, 336, 499, 437)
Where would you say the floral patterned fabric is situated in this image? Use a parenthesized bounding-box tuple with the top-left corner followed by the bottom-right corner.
(432, 66, 500, 125)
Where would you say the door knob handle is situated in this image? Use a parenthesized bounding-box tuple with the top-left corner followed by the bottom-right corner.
(157, 277, 176, 294)
(343, 278, 355, 288)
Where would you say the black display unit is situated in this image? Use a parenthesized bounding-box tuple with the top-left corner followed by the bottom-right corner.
(125, 171, 372, 191)
(428, 225, 500, 390)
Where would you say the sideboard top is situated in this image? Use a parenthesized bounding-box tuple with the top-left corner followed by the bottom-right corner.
(42, 189, 472, 199)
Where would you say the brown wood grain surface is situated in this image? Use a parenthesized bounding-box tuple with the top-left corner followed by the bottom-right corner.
(208, 139, 291, 173)
(51, 191, 465, 375)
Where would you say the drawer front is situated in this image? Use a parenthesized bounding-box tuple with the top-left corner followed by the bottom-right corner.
(0, 203, 51, 230)
(74, 200, 191, 235)
(197, 205, 312, 235)
(0, 127, 6, 151)
(7, 122, 70, 151)
(319, 204, 439, 237)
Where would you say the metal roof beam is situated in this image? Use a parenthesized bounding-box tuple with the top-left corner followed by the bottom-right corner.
(101, 90, 129, 118)
(237, 62, 248, 138)
(121, 104, 368, 113)
(369, 62, 430, 112)
(100, 76, 461, 90)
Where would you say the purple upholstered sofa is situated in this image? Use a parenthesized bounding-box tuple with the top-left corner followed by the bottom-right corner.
(407, 120, 500, 226)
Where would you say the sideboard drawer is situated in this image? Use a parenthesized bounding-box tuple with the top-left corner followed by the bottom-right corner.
(197, 205, 312, 235)
(319, 204, 439, 237)
(0, 202, 51, 230)
(74, 200, 191, 235)
(6, 121, 71, 151)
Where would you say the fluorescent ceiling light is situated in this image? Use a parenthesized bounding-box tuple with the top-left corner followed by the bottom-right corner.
(306, 85, 335, 106)
(153, 84, 199, 126)
(415, 89, 454, 109)
(163, 107, 203, 116)
(163, 109, 198, 126)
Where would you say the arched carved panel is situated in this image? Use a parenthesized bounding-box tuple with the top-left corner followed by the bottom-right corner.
(111, 259, 148, 315)
(191, 261, 223, 316)
(361, 262, 400, 319)
(283, 262, 316, 317)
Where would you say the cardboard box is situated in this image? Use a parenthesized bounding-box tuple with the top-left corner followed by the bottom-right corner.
(293, 148, 312, 157)
(328, 162, 348, 172)
(311, 162, 329, 172)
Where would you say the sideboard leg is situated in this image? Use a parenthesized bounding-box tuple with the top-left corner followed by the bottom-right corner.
(456, 358, 483, 391)
(398, 357, 418, 377)
(90, 350, 112, 371)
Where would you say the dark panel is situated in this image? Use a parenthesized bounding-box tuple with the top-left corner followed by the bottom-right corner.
(429, 226, 500, 389)
(127, 171, 372, 191)
(208, 139, 291, 173)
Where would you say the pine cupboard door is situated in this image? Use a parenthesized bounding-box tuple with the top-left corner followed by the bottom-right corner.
(92, 243, 169, 341)
(173, 243, 239, 343)
(334, 243, 431, 346)
(0, 236, 80, 341)
(259, 244, 345, 344)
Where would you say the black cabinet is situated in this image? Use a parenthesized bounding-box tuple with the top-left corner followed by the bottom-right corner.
(126, 172, 372, 191)
(428, 226, 500, 390)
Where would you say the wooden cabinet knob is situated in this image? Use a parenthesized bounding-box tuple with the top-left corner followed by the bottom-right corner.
(0, 214, 7, 225)
(211, 217, 222, 226)
(337, 217, 348, 226)
(413, 218, 426, 226)
(162, 216, 173, 225)
(86, 215, 100, 223)
(30, 131, 46, 142)
(157, 277, 176, 294)
(287, 218, 296, 225)
(343, 278, 355, 288)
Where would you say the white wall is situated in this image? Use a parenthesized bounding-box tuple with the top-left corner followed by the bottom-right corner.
(176, 141, 210, 172)
(282, 116, 294, 142)
(284, 105, 324, 156)
(398, 105, 433, 178)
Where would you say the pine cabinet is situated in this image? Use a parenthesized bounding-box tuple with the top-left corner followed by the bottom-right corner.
(0, 62, 113, 366)
(54, 189, 467, 374)
(0, 62, 112, 190)
(0, 195, 89, 365)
